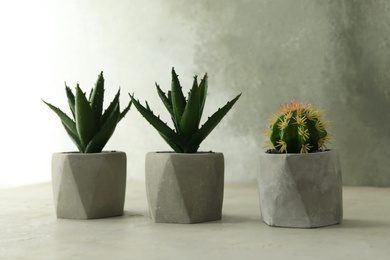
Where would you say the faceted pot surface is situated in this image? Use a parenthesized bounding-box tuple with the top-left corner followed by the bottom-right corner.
(145, 152, 224, 224)
(51, 151, 127, 219)
(257, 150, 343, 228)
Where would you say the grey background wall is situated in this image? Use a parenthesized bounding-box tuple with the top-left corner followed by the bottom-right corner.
(1, 0, 389, 188)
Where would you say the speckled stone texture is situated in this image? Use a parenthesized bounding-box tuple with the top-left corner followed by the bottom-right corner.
(51, 151, 127, 219)
(257, 150, 343, 228)
(145, 152, 224, 224)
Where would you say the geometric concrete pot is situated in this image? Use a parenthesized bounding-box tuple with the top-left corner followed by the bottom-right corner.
(145, 152, 224, 224)
(51, 151, 127, 219)
(257, 149, 343, 228)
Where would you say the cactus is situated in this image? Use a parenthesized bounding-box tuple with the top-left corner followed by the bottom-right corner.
(42, 72, 132, 153)
(264, 100, 332, 153)
(129, 68, 241, 153)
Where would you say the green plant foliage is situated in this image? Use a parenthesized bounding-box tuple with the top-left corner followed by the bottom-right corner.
(43, 72, 132, 153)
(264, 100, 332, 153)
(129, 68, 241, 153)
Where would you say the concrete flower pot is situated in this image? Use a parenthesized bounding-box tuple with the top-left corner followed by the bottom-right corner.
(145, 152, 224, 224)
(257, 150, 343, 228)
(51, 151, 127, 219)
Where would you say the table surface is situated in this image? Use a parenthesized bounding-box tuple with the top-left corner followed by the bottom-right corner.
(1, 182, 389, 260)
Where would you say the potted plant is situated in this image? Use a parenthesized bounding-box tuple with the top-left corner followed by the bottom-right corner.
(258, 100, 342, 228)
(42, 72, 131, 219)
(129, 68, 241, 224)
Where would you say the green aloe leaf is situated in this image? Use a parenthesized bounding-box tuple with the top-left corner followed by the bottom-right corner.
(88, 88, 93, 102)
(156, 83, 174, 118)
(158, 133, 184, 153)
(42, 100, 78, 137)
(129, 93, 186, 150)
(75, 85, 98, 148)
(166, 90, 180, 132)
(179, 76, 200, 138)
(65, 84, 76, 120)
(198, 73, 208, 121)
(90, 71, 105, 122)
(119, 99, 132, 122)
(44, 71, 131, 153)
(61, 122, 84, 152)
(186, 93, 241, 153)
(101, 89, 120, 126)
(85, 103, 120, 153)
(171, 68, 186, 128)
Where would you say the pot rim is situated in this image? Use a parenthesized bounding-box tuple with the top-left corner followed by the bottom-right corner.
(147, 151, 223, 156)
(53, 150, 125, 155)
(260, 149, 338, 157)
(148, 151, 222, 153)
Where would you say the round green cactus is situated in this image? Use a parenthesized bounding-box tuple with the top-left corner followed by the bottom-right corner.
(264, 100, 332, 153)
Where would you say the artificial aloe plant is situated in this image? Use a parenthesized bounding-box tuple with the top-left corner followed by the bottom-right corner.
(264, 100, 332, 153)
(129, 68, 241, 153)
(43, 72, 131, 153)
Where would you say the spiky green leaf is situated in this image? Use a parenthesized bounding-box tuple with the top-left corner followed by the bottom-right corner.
(61, 122, 84, 152)
(90, 71, 105, 122)
(171, 68, 186, 127)
(165, 90, 180, 132)
(88, 88, 93, 102)
(101, 89, 120, 126)
(119, 99, 132, 122)
(156, 83, 174, 118)
(42, 100, 78, 137)
(179, 76, 200, 138)
(75, 85, 98, 148)
(65, 84, 76, 120)
(84, 103, 120, 153)
(129, 93, 186, 150)
(158, 133, 184, 153)
(198, 73, 208, 121)
(186, 93, 241, 153)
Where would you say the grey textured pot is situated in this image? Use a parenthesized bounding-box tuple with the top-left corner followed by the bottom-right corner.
(51, 151, 127, 219)
(257, 150, 343, 228)
(145, 152, 224, 224)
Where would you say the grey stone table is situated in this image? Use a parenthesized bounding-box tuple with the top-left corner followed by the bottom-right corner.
(1, 182, 389, 260)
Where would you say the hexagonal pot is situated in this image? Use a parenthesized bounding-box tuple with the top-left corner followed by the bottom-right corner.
(51, 151, 127, 219)
(257, 149, 343, 228)
(145, 152, 224, 224)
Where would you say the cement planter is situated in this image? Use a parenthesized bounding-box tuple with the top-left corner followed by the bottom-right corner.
(145, 152, 224, 224)
(257, 150, 342, 228)
(51, 151, 127, 219)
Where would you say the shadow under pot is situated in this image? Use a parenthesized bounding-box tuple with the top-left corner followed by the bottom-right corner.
(51, 151, 127, 219)
(257, 149, 343, 228)
(145, 152, 224, 224)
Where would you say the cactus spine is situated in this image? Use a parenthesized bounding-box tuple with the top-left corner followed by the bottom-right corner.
(265, 100, 332, 153)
